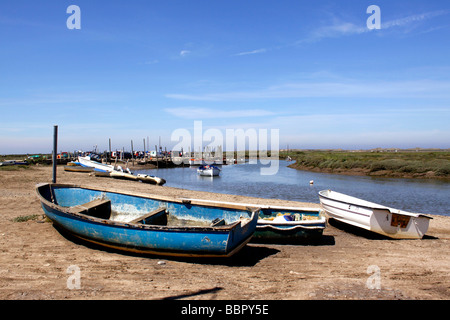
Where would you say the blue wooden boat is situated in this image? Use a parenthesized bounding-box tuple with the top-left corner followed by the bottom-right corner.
(36, 183, 259, 258)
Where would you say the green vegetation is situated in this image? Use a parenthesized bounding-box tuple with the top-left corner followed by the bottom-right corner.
(282, 150, 450, 179)
(12, 214, 41, 223)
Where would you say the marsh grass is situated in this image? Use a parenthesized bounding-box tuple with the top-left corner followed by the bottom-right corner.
(284, 151, 450, 178)
(12, 214, 41, 223)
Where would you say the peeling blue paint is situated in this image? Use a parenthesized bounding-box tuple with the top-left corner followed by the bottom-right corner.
(37, 184, 258, 258)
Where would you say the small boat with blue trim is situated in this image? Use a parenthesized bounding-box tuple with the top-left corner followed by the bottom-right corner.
(178, 198, 326, 243)
(36, 183, 259, 258)
(254, 207, 326, 243)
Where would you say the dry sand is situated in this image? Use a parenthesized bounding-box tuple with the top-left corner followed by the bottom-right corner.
(0, 165, 449, 300)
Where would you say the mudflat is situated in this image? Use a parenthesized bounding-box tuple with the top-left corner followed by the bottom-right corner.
(0, 165, 449, 300)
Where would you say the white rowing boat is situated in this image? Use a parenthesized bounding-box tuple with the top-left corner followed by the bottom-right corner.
(318, 190, 432, 239)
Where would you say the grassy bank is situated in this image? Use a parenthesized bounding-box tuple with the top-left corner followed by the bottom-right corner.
(284, 150, 450, 179)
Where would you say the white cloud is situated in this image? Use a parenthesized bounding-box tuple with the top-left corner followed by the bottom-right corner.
(233, 48, 267, 56)
(301, 10, 448, 43)
(308, 21, 366, 41)
(166, 79, 450, 101)
(383, 10, 447, 29)
(180, 50, 191, 57)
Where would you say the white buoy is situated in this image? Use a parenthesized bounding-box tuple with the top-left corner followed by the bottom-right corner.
(309, 180, 314, 185)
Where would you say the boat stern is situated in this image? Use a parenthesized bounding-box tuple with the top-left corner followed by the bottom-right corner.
(225, 208, 260, 255)
(370, 210, 432, 239)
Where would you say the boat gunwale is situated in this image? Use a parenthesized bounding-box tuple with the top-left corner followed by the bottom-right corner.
(178, 197, 321, 212)
(256, 216, 327, 227)
(36, 183, 258, 232)
(256, 223, 325, 231)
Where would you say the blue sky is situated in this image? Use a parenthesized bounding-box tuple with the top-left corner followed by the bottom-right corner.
(0, 0, 449, 154)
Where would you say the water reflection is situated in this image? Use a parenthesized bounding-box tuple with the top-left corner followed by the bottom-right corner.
(136, 160, 450, 216)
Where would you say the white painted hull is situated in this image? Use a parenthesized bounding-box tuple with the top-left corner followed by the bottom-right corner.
(189, 159, 205, 166)
(78, 156, 116, 172)
(197, 167, 220, 176)
(110, 171, 138, 180)
(318, 190, 432, 239)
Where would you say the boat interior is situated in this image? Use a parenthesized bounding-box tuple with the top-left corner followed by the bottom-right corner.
(259, 208, 321, 221)
(70, 199, 231, 227)
(38, 184, 240, 228)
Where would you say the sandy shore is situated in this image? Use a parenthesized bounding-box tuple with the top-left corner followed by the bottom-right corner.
(0, 165, 449, 300)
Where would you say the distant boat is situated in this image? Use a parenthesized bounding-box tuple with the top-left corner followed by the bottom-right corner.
(197, 165, 221, 177)
(35, 183, 259, 258)
(91, 171, 111, 178)
(177, 198, 326, 243)
(318, 190, 432, 239)
(0, 160, 28, 166)
(110, 170, 139, 181)
(80, 156, 166, 185)
(66, 161, 81, 166)
(78, 156, 118, 173)
(64, 165, 94, 173)
(94, 169, 166, 186)
(136, 174, 166, 186)
(189, 158, 205, 166)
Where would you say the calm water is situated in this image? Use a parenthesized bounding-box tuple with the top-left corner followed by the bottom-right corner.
(136, 160, 450, 216)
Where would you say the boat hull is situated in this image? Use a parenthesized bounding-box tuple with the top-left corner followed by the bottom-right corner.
(64, 165, 94, 173)
(319, 190, 432, 239)
(175, 198, 326, 243)
(136, 174, 166, 186)
(253, 208, 326, 243)
(36, 184, 258, 258)
(78, 156, 115, 173)
(197, 166, 220, 176)
(110, 171, 139, 181)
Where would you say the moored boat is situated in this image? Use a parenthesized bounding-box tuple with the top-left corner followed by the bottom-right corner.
(109, 170, 139, 181)
(197, 165, 221, 177)
(136, 174, 166, 186)
(36, 183, 259, 257)
(318, 190, 432, 239)
(0, 160, 28, 166)
(78, 156, 117, 173)
(189, 158, 205, 166)
(64, 165, 94, 173)
(87, 166, 166, 186)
